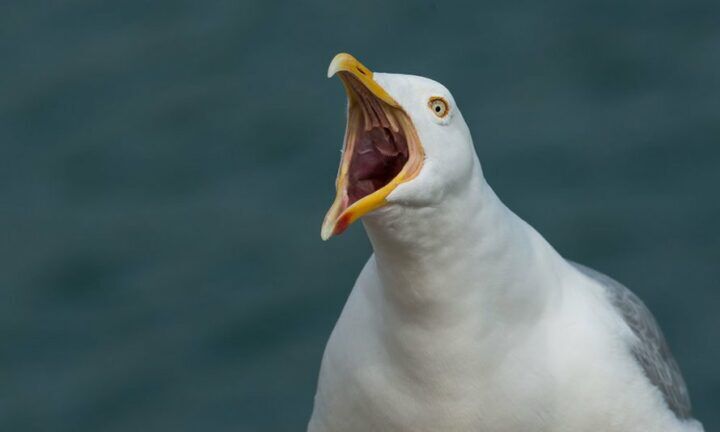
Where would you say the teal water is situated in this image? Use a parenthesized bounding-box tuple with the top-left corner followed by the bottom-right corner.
(1, 1, 718, 430)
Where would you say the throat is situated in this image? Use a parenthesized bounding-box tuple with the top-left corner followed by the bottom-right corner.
(363, 173, 489, 277)
(362, 177, 562, 326)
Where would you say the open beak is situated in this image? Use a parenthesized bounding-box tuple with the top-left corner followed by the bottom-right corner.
(321, 53, 425, 240)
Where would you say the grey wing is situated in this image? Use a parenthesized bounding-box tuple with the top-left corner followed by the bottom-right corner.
(570, 262, 693, 419)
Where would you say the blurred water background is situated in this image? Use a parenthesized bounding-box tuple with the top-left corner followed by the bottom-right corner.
(1, 1, 718, 431)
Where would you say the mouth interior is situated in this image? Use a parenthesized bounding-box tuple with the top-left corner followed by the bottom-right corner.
(342, 74, 409, 205)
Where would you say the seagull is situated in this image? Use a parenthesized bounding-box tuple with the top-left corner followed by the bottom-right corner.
(308, 53, 704, 432)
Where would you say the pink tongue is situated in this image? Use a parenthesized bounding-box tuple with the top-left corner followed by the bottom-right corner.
(351, 129, 397, 180)
(351, 180, 377, 198)
(346, 126, 409, 204)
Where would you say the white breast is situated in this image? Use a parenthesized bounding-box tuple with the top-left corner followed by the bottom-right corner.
(307, 255, 702, 432)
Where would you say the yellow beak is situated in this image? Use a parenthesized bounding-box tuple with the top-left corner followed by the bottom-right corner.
(321, 53, 424, 240)
(326, 53, 400, 107)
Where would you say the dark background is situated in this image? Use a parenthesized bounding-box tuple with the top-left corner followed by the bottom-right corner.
(1, 1, 718, 431)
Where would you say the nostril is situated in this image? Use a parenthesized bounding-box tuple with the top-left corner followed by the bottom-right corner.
(357, 66, 367, 76)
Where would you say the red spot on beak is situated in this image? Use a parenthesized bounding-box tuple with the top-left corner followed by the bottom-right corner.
(333, 214, 351, 236)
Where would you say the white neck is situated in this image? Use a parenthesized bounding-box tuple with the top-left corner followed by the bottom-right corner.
(362, 159, 564, 331)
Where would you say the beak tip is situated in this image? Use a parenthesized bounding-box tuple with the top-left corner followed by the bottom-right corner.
(320, 223, 334, 241)
(327, 52, 359, 79)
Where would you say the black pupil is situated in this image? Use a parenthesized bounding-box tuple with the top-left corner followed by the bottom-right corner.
(435, 105, 441, 112)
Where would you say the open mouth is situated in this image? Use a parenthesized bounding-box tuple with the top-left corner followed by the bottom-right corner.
(344, 75, 409, 205)
(321, 54, 424, 240)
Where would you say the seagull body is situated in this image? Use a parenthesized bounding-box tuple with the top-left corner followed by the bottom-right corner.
(308, 54, 703, 432)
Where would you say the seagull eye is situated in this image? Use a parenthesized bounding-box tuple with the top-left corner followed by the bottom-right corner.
(428, 97, 449, 118)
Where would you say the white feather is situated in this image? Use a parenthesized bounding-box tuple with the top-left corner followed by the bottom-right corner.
(308, 72, 703, 432)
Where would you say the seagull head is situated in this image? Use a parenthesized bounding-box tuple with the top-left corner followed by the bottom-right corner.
(321, 53, 477, 240)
